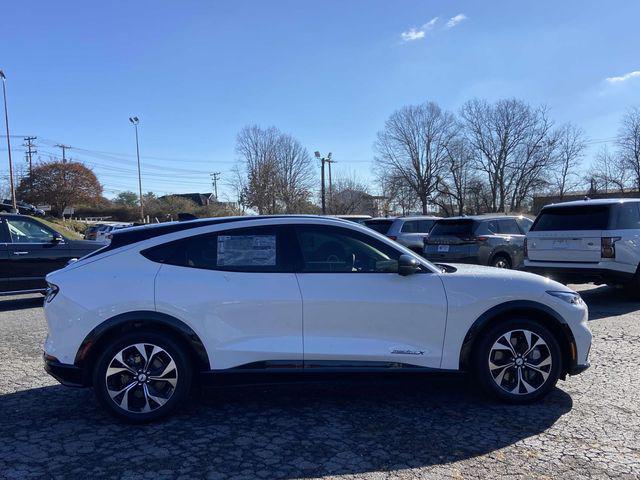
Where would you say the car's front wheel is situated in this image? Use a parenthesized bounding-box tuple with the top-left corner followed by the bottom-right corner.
(93, 331, 192, 422)
(473, 319, 562, 403)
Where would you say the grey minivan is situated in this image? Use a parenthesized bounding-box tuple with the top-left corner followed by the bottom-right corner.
(423, 215, 533, 269)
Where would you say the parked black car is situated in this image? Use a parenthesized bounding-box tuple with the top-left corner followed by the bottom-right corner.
(423, 215, 533, 269)
(0, 214, 105, 295)
(0, 200, 45, 216)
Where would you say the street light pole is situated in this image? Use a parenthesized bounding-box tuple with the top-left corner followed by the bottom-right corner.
(0, 70, 17, 213)
(129, 116, 144, 222)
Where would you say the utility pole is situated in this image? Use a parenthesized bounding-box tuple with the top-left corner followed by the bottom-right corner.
(326, 156, 336, 213)
(23, 136, 36, 178)
(0, 69, 17, 212)
(129, 117, 144, 221)
(55, 143, 71, 163)
(315, 151, 332, 215)
(210, 172, 221, 200)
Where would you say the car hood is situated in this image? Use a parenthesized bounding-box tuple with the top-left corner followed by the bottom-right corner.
(437, 262, 574, 298)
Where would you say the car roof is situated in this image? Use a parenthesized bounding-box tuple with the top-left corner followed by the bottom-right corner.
(108, 215, 347, 250)
(542, 198, 640, 209)
(397, 216, 440, 221)
(364, 217, 396, 222)
(435, 214, 527, 221)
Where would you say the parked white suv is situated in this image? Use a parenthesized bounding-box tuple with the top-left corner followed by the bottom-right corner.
(43, 216, 591, 422)
(525, 198, 640, 294)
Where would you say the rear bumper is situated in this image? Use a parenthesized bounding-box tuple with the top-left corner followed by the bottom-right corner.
(44, 354, 87, 387)
(524, 263, 635, 284)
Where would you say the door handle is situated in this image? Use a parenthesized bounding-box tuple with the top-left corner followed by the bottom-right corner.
(13, 251, 29, 255)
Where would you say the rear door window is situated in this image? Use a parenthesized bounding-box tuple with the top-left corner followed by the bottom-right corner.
(400, 220, 418, 233)
(516, 217, 533, 233)
(144, 226, 291, 272)
(531, 206, 610, 231)
(498, 219, 521, 235)
(475, 220, 499, 235)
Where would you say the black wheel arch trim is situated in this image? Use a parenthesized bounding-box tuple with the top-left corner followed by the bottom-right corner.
(459, 300, 578, 376)
(74, 311, 210, 377)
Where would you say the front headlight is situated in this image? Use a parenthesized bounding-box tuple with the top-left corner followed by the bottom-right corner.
(45, 283, 59, 303)
(547, 290, 583, 306)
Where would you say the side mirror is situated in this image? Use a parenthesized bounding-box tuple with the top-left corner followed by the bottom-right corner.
(398, 254, 420, 276)
(51, 233, 64, 243)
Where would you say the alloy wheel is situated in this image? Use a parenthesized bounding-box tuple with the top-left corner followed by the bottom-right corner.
(493, 257, 510, 269)
(488, 329, 552, 395)
(105, 343, 178, 413)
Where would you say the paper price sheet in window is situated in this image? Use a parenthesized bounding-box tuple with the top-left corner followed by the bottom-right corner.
(217, 235, 276, 267)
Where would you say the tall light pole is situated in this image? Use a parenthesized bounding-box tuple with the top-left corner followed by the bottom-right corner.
(129, 116, 144, 221)
(0, 70, 17, 212)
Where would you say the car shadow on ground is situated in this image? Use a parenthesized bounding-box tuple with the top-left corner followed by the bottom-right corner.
(0, 295, 43, 312)
(0, 377, 572, 479)
(578, 285, 640, 320)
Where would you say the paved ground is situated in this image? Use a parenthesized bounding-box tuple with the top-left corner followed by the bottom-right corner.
(0, 285, 639, 480)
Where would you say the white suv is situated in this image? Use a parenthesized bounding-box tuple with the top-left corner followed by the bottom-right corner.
(43, 216, 592, 422)
(525, 199, 640, 294)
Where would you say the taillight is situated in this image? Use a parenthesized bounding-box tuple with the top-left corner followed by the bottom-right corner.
(601, 237, 621, 258)
(524, 238, 528, 258)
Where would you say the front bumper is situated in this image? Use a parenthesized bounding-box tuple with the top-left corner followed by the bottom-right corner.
(44, 354, 87, 387)
(568, 362, 590, 375)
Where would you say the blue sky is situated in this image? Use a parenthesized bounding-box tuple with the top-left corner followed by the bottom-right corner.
(1, 0, 639, 200)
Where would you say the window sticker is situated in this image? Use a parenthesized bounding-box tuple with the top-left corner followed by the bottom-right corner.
(217, 234, 276, 266)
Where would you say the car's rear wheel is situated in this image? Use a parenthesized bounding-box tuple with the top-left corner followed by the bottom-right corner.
(491, 254, 512, 269)
(473, 319, 562, 403)
(93, 331, 192, 422)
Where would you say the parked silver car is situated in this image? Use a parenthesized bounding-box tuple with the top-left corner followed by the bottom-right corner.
(363, 216, 439, 252)
(424, 215, 533, 269)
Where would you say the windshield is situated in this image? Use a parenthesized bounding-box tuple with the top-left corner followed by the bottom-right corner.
(532, 206, 610, 231)
(363, 220, 394, 234)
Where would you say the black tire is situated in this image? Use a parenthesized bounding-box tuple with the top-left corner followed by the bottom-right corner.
(472, 319, 562, 403)
(92, 330, 192, 423)
(622, 275, 640, 299)
(490, 254, 512, 269)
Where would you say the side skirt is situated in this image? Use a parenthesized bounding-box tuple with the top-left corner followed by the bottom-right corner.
(199, 360, 461, 387)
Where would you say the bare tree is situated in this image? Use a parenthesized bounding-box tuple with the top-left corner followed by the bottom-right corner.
(328, 174, 372, 215)
(376, 170, 418, 216)
(588, 146, 630, 193)
(550, 123, 587, 199)
(618, 107, 640, 191)
(438, 138, 476, 216)
(375, 102, 458, 214)
(234, 125, 315, 214)
(461, 99, 554, 212)
(235, 125, 280, 214)
(274, 133, 315, 212)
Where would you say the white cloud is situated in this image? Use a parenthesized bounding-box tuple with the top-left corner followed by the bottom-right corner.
(606, 70, 640, 84)
(400, 17, 439, 42)
(445, 14, 467, 29)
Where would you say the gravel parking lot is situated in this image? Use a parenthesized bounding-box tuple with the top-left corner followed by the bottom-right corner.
(0, 285, 639, 480)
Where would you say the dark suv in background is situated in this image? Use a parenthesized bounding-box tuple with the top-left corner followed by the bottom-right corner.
(0, 214, 103, 295)
(423, 215, 533, 269)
